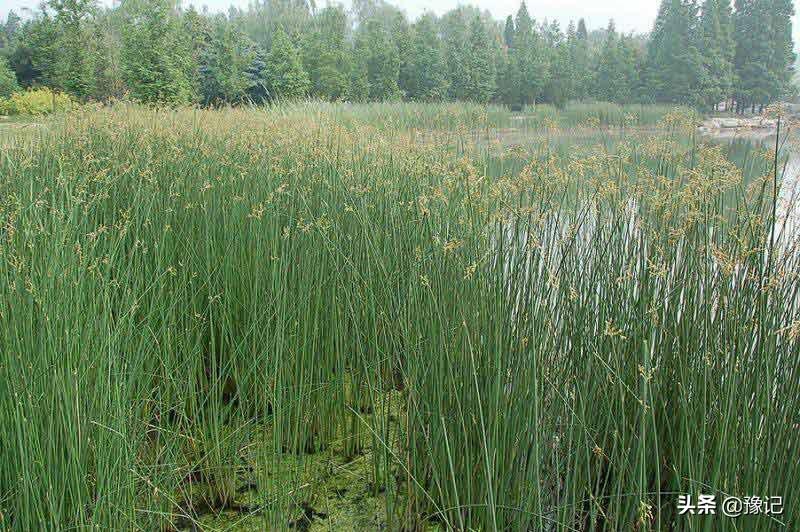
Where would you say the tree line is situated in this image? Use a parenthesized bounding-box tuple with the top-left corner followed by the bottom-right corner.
(0, 0, 795, 112)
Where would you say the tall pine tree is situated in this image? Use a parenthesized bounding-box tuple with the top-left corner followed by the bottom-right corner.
(508, 2, 549, 107)
(697, 0, 735, 109)
(463, 15, 495, 103)
(766, 0, 796, 103)
(644, 0, 705, 103)
(734, 0, 772, 110)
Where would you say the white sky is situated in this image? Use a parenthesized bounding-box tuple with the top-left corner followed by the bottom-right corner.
(1, 0, 798, 41)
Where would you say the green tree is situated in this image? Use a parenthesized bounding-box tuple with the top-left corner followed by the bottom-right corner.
(245, 44, 269, 103)
(509, 2, 549, 107)
(766, 0, 796, 102)
(463, 15, 495, 103)
(391, 11, 414, 98)
(241, 0, 312, 51)
(503, 15, 514, 48)
(199, 16, 255, 105)
(2, 0, 794, 109)
(265, 27, 309, 100)
(593, 21, 642, 103)
(302, 6, 351, 101)
(120, 0, 197, 105)
(348, 50, 370, 101)
(9, 1, 99, 98)
(354, 19, 400, 101)
(618, 34, 643, 102)
(576, 18, 588, 41)
(182, 6, 212, 102)
(0, 56, 19, 98)
(568, 19, 592, 100)
(1, 11, 22, 50)
(91, 7, 126, 101)
(496, 19, 515, 106)
(542, 21, 571, 107)
(697, 0, 735, 109)
(442, 8, 471, 100)
(46, 0, 99, 98)
(734, 0, 772, 111)
(7, 17, 53, 88)
(644, 0, 705, 103)
(594, 21, 621, 101)
(405, 14, 448, 101)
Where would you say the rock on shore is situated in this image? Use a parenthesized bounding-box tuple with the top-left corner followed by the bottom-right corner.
(698, 116, 778, 131)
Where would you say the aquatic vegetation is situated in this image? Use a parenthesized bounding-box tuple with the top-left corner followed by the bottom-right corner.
(0, 102, 797, 531)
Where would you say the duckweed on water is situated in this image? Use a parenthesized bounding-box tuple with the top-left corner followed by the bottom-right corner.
(188, 400, 400, 531)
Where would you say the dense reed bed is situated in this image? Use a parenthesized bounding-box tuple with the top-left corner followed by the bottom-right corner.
(267, 100, 692, 133)
(0, 103, 797, 531)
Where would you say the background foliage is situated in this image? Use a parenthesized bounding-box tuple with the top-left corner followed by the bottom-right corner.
(0, 0, 795, 112)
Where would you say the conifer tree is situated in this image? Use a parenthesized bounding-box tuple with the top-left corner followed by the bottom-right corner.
(766, 0, 796, 102)
(183, 6, 212, 103)
(593, 21, 642, 103)
(509, 2, 549, 107)
(734, 0, 772, 110)
(0, 0, 795, 109)
(644, 0, 704, 103)
(595, 21, 621, 101)
(30, 0, 100, 99)
(503, 15, 515, 48)
(245, 45, 269, 103)
(0, 11, 22, 50)
(569, 19, 591, 101)
(697, 0, 735, 109)
(542, 21, 571, 107)
(464, 15, 495, 103)
(497, 18, 515, 105)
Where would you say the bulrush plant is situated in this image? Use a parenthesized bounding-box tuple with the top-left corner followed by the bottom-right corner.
(0, 102, 797, 531)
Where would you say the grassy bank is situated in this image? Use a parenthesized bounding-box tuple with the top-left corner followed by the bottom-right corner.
(0, 103, 797, 531)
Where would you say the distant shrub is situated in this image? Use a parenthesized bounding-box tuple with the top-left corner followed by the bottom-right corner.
(0, 57, 19, 99)
(0, 88, 75, 116)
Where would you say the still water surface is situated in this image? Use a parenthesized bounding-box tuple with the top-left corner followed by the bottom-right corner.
(465, 126, 800, 239)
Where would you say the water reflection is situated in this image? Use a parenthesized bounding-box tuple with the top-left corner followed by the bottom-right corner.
(471, 125, 800, 239)
(702, 130, 800, 241)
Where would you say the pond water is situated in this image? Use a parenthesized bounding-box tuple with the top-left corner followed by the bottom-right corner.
(699, 129, 799, 239)
(453, 125, 800, 240)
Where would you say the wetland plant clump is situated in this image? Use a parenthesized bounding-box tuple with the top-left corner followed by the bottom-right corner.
(0, 103, 798, 530)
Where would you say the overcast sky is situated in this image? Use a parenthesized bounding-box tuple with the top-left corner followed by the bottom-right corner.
(1, 0, 799, 41)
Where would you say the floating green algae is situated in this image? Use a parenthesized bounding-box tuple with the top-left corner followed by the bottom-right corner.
(177, 392, 410, 531)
